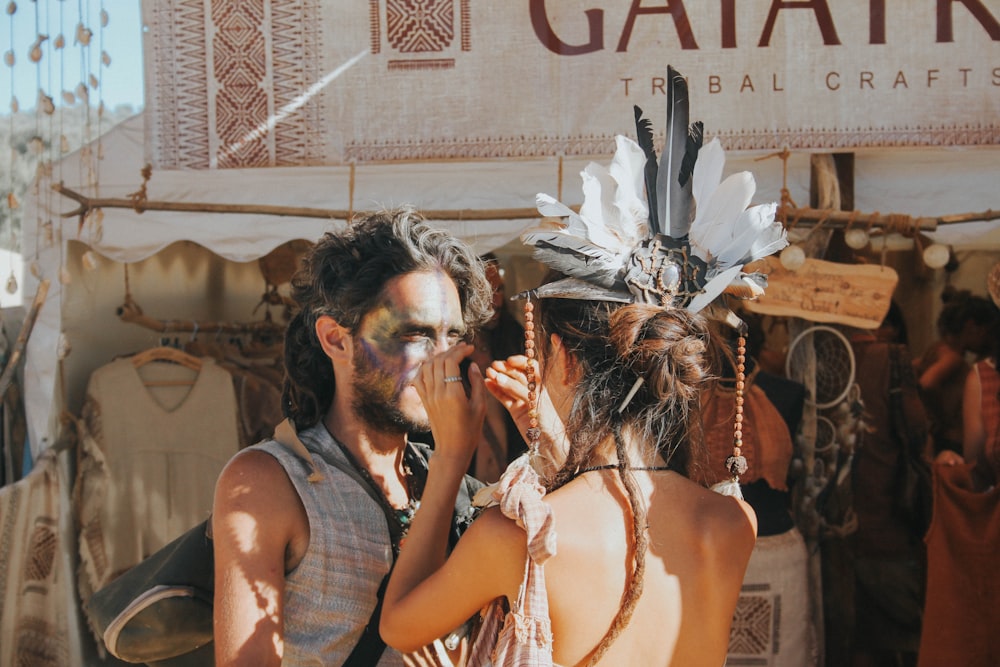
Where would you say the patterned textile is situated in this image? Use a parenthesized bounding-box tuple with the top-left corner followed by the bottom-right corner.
(918, 462, 1000, 666)
(467, 455, 555, 667)
(146, 0, 323, 169)
(727, 528, 817, 667)
(0, 448, 72, 666)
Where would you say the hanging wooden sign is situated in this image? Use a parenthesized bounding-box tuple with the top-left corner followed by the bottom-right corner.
(743, 256, 898, 329)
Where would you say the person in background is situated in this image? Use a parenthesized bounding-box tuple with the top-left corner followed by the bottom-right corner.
(466, 253, 528, 482)
(211, 209, 492, 666)
(844, 310, 931, 667)
(922, 297, 1000, 665)
(913, 291, 997, 455)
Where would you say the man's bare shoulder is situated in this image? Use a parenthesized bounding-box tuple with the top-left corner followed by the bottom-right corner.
(214, 448, 302, 517)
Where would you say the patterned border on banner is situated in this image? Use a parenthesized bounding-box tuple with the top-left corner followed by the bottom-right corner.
(346, 124, 1000, 162)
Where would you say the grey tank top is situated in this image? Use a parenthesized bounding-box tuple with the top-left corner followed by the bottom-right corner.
(250, 423, 405, 666)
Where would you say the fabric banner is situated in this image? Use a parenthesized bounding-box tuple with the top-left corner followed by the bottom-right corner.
(144, 0, 1000, 169)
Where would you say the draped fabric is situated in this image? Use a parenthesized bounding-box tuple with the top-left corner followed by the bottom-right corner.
(919, 463, 1000, 667)
(0, 448, 72, 666)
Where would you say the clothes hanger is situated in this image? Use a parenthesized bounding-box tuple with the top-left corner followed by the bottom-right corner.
(131, 345, 203, 386)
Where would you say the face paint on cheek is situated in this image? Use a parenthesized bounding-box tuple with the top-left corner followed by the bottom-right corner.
(356, 334, 433, 396)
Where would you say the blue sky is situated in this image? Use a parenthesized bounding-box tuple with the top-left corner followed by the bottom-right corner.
(1, 0, 144, 113)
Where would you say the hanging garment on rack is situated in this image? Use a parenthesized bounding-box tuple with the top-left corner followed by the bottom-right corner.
(0, 447, 73, 665)
(74, 355, 239, 644)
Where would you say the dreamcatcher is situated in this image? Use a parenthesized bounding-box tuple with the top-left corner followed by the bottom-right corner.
(786, 325, 862, 539)
(785, 325, 856, 409)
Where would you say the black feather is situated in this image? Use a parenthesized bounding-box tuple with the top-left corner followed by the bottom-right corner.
(657, 66, 694, 238)
(633, 105, 660, 235)
(679, 120, 703, 188)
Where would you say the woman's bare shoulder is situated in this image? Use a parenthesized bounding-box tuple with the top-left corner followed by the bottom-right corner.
(657, 474, 757, 550)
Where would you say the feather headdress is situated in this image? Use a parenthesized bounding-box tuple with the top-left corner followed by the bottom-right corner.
(520, 66, 787, 313)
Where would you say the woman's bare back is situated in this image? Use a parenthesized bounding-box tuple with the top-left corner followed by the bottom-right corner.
(544, 469, 757, 667)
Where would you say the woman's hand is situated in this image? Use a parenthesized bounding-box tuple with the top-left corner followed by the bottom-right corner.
(414, 342, 486, 469)
(484, 354, 569, 478)
(934, 449, 964, 466)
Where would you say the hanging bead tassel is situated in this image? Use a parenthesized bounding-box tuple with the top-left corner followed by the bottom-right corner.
(523, 297, 540, 455)
(712, 327, 748, 499)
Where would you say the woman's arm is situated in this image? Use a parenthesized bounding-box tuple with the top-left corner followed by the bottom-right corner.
(962, 364, 992, 490)
(382, 344, 524, 651)
(213, 451, 307, 666)
(918, 346, 963, 392)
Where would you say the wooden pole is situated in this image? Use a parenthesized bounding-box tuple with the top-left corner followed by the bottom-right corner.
(53, 182, 999, 230)
(0, 279, 51, 400)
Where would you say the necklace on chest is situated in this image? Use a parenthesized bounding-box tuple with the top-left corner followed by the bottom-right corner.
(333, 440, 425, 556)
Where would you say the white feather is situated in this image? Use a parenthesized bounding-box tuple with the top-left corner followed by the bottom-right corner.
(536, 193, 576, 219)
(689, 171, 755, 262)
(686, 265, 742, 313)
(711, 203, 783, 268)
(607, 135, 649, 244)
(691, 138, 725, 211)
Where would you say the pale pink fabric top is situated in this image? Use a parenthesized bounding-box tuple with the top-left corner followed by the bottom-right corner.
(467, 454, 557, 666)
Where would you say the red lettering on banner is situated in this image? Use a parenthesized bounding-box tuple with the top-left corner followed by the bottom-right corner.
(652, 76, 666, 94)
(617, 0, 698, 51)
(927, 69, 940, 86)
(709, 75, 721, 93)
(894, 71, 909, 88)
(937, 0, 1000, 42)
(860, 71, 874, 88)
(621, 78, 633, 95)
(870, 0, 886, 44)
(759, 0, 841, 46)
(740, 75, 755, 92)
(827, 72, 841, 90)
(773, 73, 784, 91)
(531, 1, 1000, 54)
(960, 67, 972, 85)
(721, 0, 736, 48)
(529, 0, 603, 55)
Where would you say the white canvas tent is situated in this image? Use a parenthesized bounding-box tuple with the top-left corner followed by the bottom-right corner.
(19, 112, 1000, 461)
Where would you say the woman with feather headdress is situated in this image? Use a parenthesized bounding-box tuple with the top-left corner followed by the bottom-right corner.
(380, 67, 786, 666)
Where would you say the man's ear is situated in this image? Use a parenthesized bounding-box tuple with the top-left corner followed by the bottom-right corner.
(315, 315, 352, 361)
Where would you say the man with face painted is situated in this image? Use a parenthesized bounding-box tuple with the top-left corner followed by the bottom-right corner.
(211, 209, 493, 666)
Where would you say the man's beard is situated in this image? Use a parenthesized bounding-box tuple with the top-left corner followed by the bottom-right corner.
(350, 345, 428, 435)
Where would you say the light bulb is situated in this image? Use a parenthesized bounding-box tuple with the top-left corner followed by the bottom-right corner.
(922, 243, 950, 269)
(780, 245, 806, 271)
(844, 229, 870, 249)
